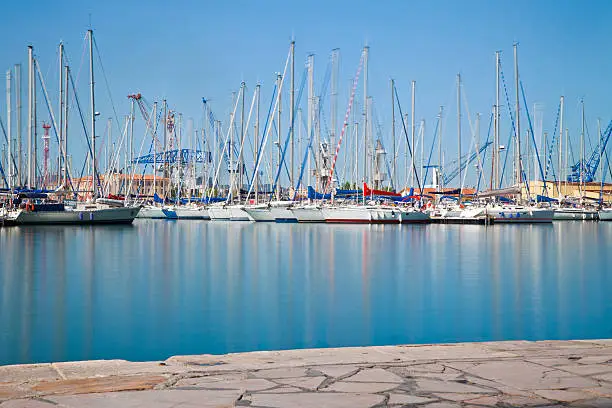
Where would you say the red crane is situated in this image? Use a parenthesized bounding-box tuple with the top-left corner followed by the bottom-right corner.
(42, 123, 51, 187)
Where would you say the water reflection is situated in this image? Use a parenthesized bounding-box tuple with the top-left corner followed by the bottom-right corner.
(0, 221, 611, 365)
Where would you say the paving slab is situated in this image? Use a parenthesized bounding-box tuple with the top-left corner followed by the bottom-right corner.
(49, 389, 240, 407)
(343, 368, 405, 383)
(0, 400, 55, 407)
(252, 367, 309, 379)
(31, 374, 167, 395)
(174, 376, 276, 391)
(0, 365, 60, 384)
(387, 393, 436, 405)
(274, 376, 326, 390)
(414, 378, 496, 394)
(322, 380, 399, 393)
(534, 389, 596, 402)
(462, 360, 599, 390)
(249, 391, 385, 408)
(312, 364, 359, 378)
(0, 384, 28, 400)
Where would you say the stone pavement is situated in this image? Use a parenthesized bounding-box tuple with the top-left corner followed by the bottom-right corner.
(1, 340, 612, 407)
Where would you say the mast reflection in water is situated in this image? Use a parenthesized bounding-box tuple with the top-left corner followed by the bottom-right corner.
(0, 221, 611, 365)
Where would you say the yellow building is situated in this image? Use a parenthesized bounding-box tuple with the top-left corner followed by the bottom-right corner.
(521, 180, 612, 203)
(71, 174, 170, 199)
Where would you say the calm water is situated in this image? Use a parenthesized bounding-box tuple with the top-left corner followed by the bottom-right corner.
(1, 220, 611, 365)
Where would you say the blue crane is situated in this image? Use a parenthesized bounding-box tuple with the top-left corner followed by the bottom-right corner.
(443, 141, 492, 186)
(567, 120, 612, 182)
(132, 149, 209, 165)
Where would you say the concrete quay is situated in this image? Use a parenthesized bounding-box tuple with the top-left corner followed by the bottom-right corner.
(1, 340, 612, 407)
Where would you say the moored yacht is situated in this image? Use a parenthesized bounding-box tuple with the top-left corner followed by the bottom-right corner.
(7, 200, 139, 225)
(322, 205, 371, 223)
(243, 204, 275, 222)
(553, 207, 598, 221)
(486, 204, 553, 223)
(137, 205, 166, 219)
(290, 204, 325, 223)
(599, 208, 612, 221)
(208, 203, 232, 221)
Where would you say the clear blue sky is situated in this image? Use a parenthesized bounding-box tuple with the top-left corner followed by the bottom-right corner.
(1, 0, 611, 186)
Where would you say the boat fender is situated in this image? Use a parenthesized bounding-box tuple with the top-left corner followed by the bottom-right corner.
(90, 212, 94, 221)
(79, 212, 83, 220)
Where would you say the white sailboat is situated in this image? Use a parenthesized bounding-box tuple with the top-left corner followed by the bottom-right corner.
(243, 204, 275, 222)
(321, 205, 371, 223)
(208, 203, 232, 221)
(163, 203, 210, 220)
(599, 208, 612, 221)
(290, 203, 325, 223)
(7, 30, 139, 226)
(399, 207, 430, 223)
(8, 201, 138, 225)
(137, 204, 166, 219)
(553, 207, 598, 220)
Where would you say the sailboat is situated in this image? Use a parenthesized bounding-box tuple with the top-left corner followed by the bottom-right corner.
(553, 102, 602, 221)
(7, 30, 139, 225)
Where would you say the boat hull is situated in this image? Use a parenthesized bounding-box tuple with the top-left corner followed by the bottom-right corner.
(291, 206, 325, 223)
(10, 206, 139, 225)
(399, 209, 430, 224)
(369, 207, 401, 224)
(167, 206, 210, 220)
(553, 208, 598, 220)
(488, 207, 553, 223)
(208, 206, 231, 221)
(322, 206, 371, 223)
(243, 207, 276, 222)
(599, 209, 612, 221)
(137, 206, 167, 219)
(228, 206, 252, 221)
(270, 207, 298, 223)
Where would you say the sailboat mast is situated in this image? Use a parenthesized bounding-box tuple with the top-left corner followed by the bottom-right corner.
(580, 99, 585, 193)
(240, 81, 245, 196)
(598, 118, 602, 185)
(6, 70, 12, 191)
(404, 113, 408, 186)
(27, 45, 33, 188)
(494, 51, 500, 189)
(15, 64, 22, 187)
(514, 43, 521, 188)
(254, 84, 260, 203)
(307, 55, 314, 189)
(162, 99, 167, 197)
(411, 80, 415, 187)
(276, 73, 282, 201)
(152, 101, 157, 197)
(391, 79, 395, 188)
(362, 46, 369, 187)
(331, 49, 339, 175)
(63, 65, 69, 189)
(290, 41, 295, 187)
(128, 96, 135, 197)
(88, 29, 97, 199)
(438, 106, 443, 191)
(58, 43, 64, 187)
(420, 119, 425, 187)
(457, 73, 461, 195)
(558, 96, 564, 199)
(106, 117, 111, 176)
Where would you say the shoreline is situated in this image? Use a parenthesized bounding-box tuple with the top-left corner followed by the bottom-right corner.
(1, 339, 611, 406)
